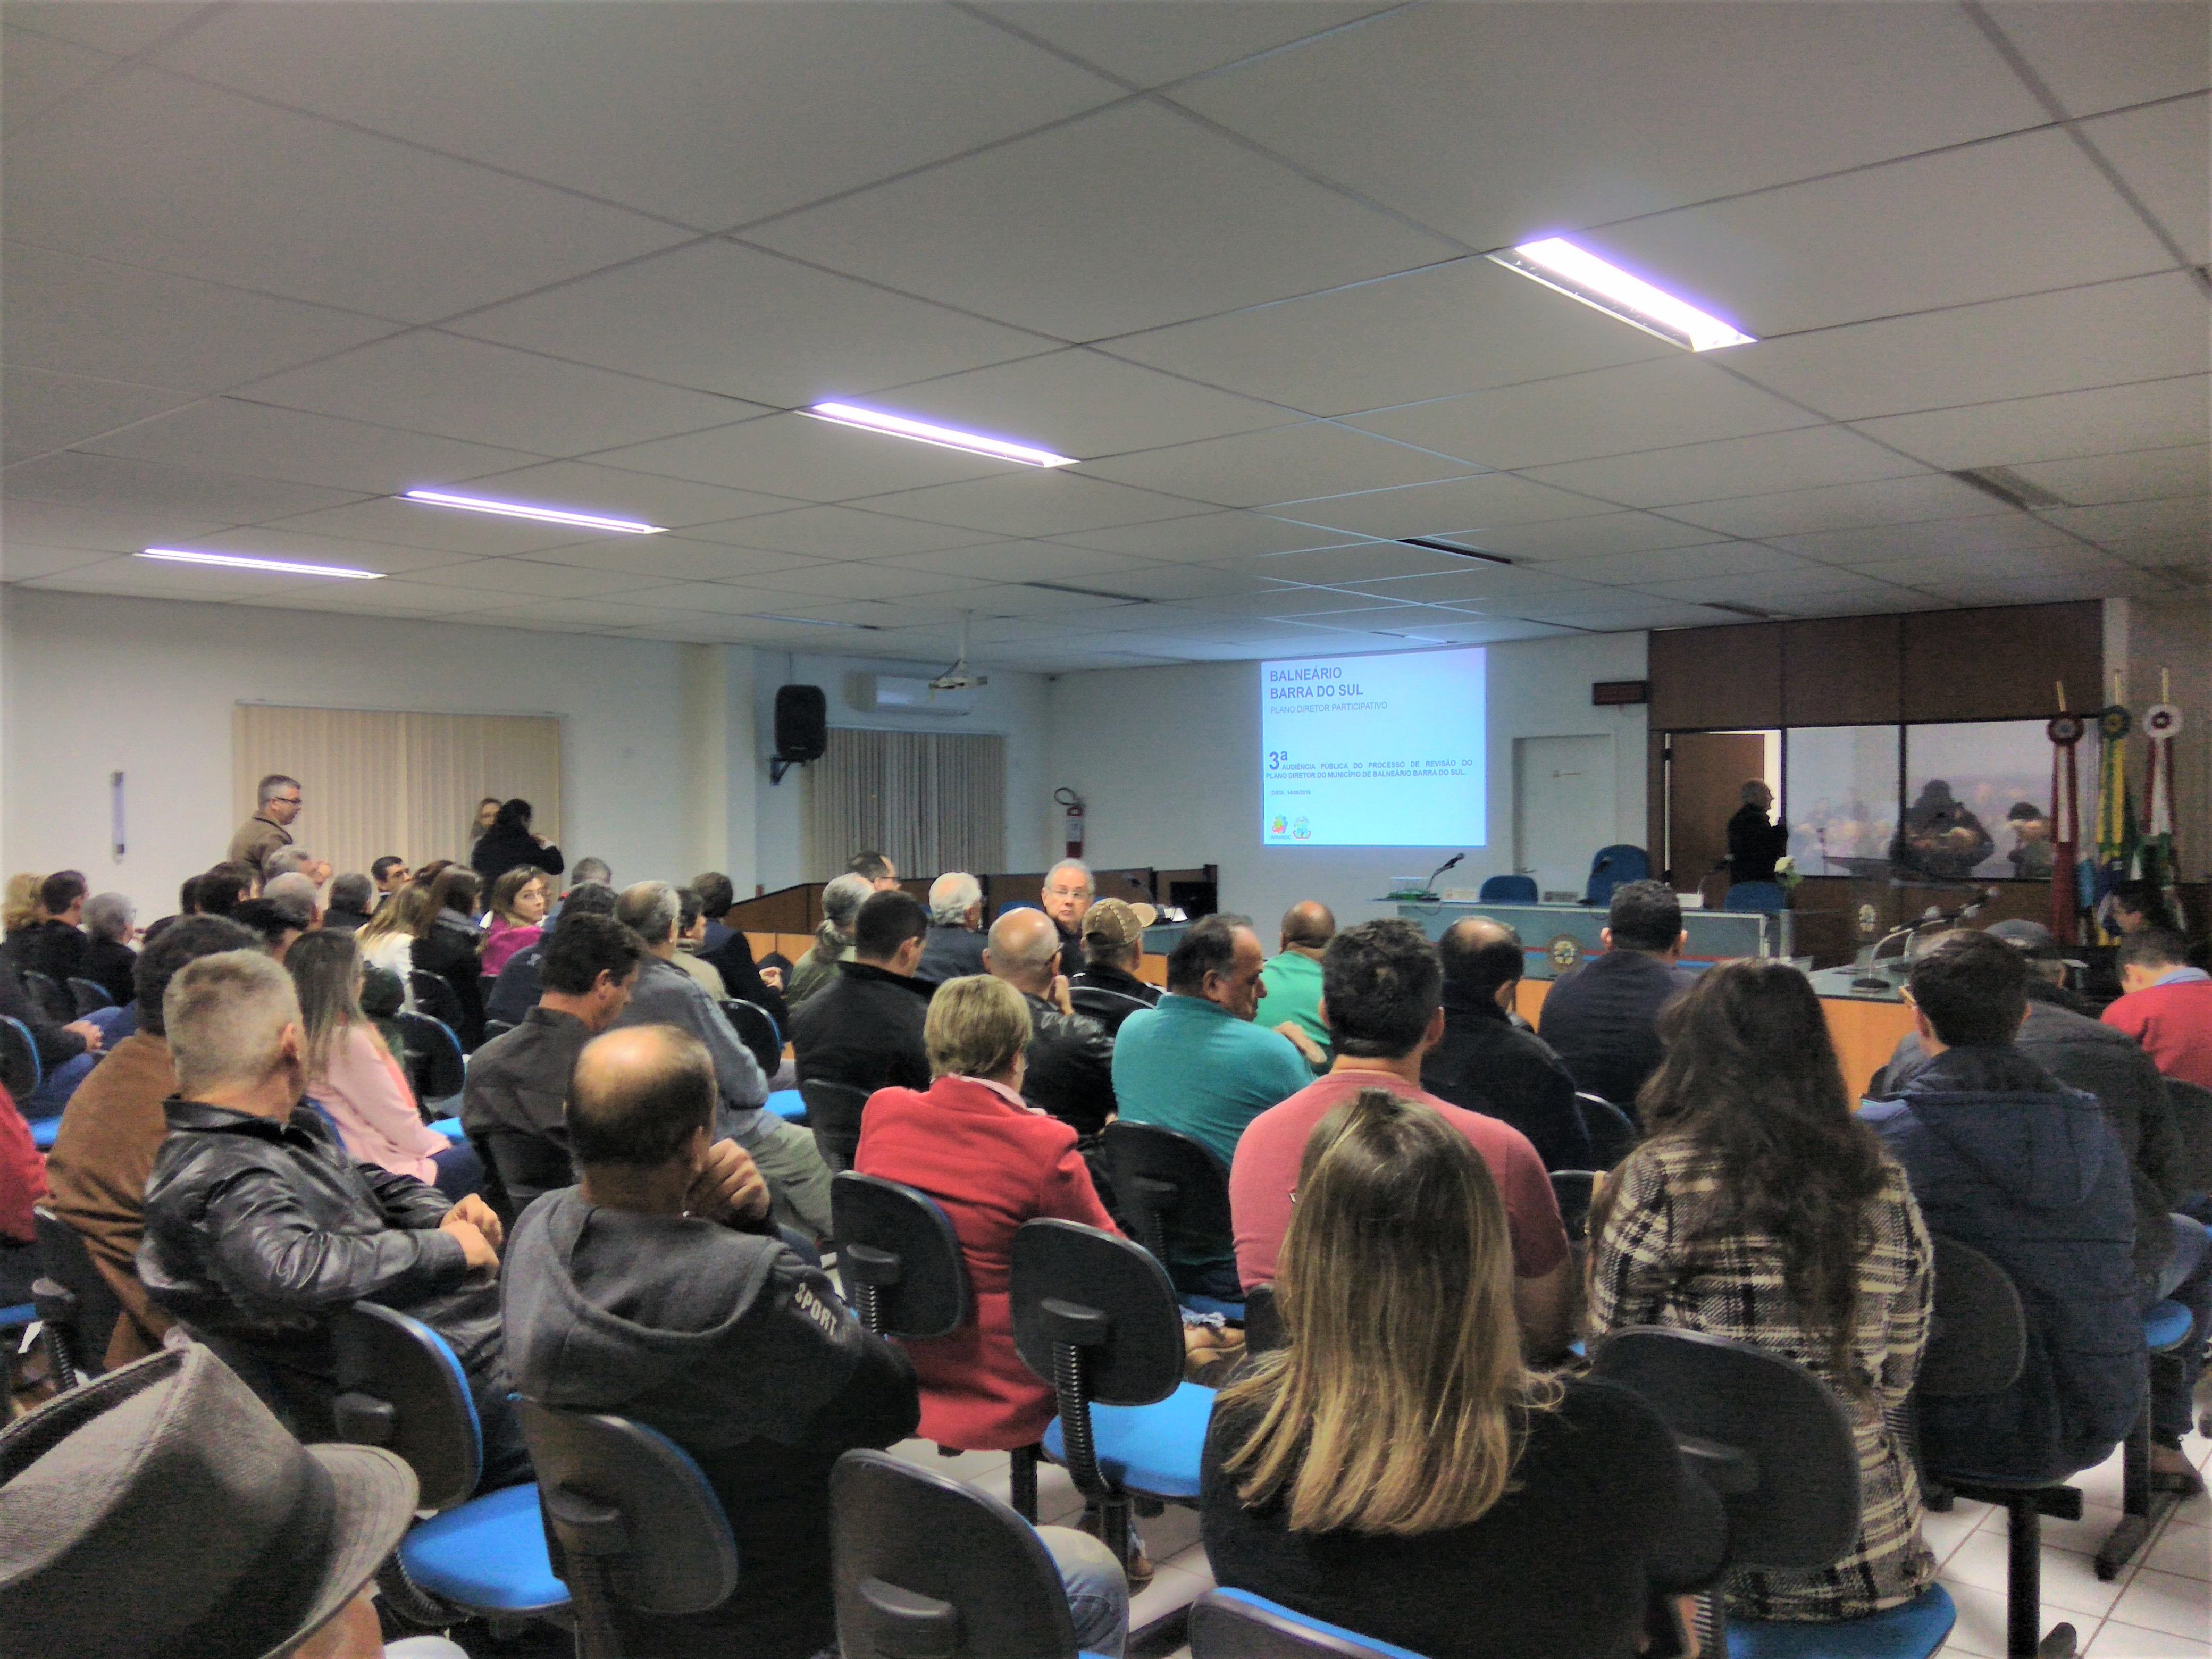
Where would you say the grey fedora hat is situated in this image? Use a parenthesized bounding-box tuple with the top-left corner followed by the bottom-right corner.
(0, 1345, 420, 1659)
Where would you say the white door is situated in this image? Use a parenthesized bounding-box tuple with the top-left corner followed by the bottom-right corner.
(1515, 735, 1616, 901)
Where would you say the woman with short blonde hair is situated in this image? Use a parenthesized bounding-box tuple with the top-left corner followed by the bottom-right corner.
(1202, 1090, 1724, 1658)
(2, 872, 46, 938)
(924, 973, 1030, 1080)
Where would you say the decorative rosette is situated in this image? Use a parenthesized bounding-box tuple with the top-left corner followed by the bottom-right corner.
(2097, 705, 2133, 740)
(2047, 713, 2085, 746)
(2143, 703, 2182, 739)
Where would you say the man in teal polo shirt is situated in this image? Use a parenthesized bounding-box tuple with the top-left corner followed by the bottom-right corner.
(1113, 914, 1314, 1298)
(1253, 900, 1335, 1070)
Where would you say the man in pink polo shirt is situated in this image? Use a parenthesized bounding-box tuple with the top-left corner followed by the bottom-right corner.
(2104, 927, 2212, 1092)
(1229, 918, 1572, 1359)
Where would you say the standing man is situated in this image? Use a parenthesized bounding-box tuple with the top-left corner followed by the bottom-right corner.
(1726, 780, 1789, 885)
(1252, 901, 1334, 1069)
(227, 774, 306, 879)
(1041, 859, 1095, 975)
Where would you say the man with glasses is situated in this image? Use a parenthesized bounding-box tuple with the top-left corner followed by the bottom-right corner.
(1041, 858, 1095, 975)
(227, 773, 306, 879)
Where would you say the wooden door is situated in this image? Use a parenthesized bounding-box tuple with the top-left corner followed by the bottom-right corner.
(1668, 732, 1769, 887)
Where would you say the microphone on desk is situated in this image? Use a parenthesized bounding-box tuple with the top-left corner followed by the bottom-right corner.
(1419, 853, 1464, 899)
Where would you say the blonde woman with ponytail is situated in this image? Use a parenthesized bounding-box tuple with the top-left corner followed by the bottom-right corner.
(1202, 1090, 1725, 1659)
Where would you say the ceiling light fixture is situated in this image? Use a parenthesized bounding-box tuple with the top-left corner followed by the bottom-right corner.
(138, 548, 384, 580)
(1398, 537, 1514, 566)
(401, 489, 665, 534)
(1022, 580, 1149, 603)
(801, 401, 1078, 468)
(1488, 238, 1755, 352)
(756, 614, 882, 630)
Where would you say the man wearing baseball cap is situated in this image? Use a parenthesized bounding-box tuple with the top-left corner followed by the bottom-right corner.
(1068, 899, 1161, 1035)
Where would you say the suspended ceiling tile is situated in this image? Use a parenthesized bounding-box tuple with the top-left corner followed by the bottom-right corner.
(1517, 426, 1926, 510)
(1101, 256, 1673, 417)
(1979, 3, 2212, 116)
(183, 525, 477, 577)
(520, 535, 820, 584)
(441, 460, 802, 533)
(1172, 1, 2042, 251)
(4, 65, 690, 321)
(448, 239, 1057, 408)
(1535, 540, 1816, 586)
(973, 2, 1386, 88)
(747, 100, 1461, 341)
(1771, 512, 2084, 566)
(1633, 566, 1919, 604)
(1244, 542, 1494, 585)
(876, 540, 1160, 584)
(858, 470, 1214, 538)
(0, 540, 122, 582)
(19, 551, 303, 603)
(1085, 421, 1480, 509)
(1046, 510, 1369, 562)
(1268, 472, 1611, 539)
(3, 3, 202, 57)
(2040, 496, 2211, 548)
(0, 367, 199, 465)
(256, 496, 658, 558)
(699, 505, 1001, 561)
(592, 410, 1013, 501)
(1724, 271, 2211, 423)
(367, 557, 661, 600)
(1344, 355, 1821, 471)
(2010, 445, 2210, 507)
(151, 2, 1121, 229)
(1849, 374, 2211, 470)
(2, 448, 366, 524)
(1593, 129, 2173, 337)
(0, 497, 228, 552)
(719, 558, 976, 602)
(1325, 565, 1612, 606)
(3, 23, 121, 136)
(1436, 510, 1732, 563)
(2082, 94, 2211, 264)
(1660, 473, 2004, 539)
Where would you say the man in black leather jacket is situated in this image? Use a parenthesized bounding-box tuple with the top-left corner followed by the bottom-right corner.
(984, 908, 1117, 1138)
(139, 948, 527, 1490)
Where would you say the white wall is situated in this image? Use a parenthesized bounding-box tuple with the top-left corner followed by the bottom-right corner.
(1045, 633, 1652, 930)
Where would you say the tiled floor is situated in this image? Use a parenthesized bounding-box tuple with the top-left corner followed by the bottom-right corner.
(888, 1413, 2211, 1659)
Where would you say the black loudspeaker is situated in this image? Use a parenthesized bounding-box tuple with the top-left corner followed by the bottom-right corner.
(775, 685, 828, 763)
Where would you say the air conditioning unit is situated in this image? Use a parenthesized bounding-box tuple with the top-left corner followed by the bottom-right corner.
(856, 673, 977, 716)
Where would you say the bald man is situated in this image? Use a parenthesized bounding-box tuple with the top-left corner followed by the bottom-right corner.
(986, 908, 1117, 1141)
(1421, 918, 1593, 1172)
(504, 1024, 920, 1659)
(1252, 900, 1335, 1068)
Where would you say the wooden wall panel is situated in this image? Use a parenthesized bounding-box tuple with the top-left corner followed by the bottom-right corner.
(1781, 615, 1903, 725)
(1647, 623, 1782, 731)
(1901, 602, 2102, 722)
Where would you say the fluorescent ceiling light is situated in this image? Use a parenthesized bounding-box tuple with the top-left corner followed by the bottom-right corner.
(756, 614, 881, 630)
(1488, 238, 1755, 352)
(139, 548, 384, 580)
(801, 401, 1077, 468)
(401, 489, 665, 534)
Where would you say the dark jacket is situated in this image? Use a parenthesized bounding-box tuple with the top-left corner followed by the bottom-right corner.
(791, 961, 931, 1096)
(1054, 919, 1087, 977)
(81, 936, 140, 1010)
(1423, 984, 1594, 1172)
(613, 958, 771, 1143)
(13, 919, 87, 989)
(1537, 950, 1697, 1111)
(322, 905, 373, 936)
(1864, 1045, 2141, 1484)
(916, 924, 988, 987)
(1068, 963, 1161, 1035)
(138, 1096, 525, 1487)
(470, 823, 564, 889)
(1876, 985, 2186, 1280)
(505, 1187, 918, 1659)
(0, 949, 87, 1069)
(1020, 993, 1118, 1138)
(460, 1007, 594, 1211)
(414, 911, 488, 1050)
(702, 929, 791, 1036)
(1725, 804, 1789, 884)
(485, 940, 547, 1028)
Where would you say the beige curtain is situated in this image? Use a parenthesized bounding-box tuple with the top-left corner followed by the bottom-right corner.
(803, 729, 1004, 880)
(234, 705, 562, 877)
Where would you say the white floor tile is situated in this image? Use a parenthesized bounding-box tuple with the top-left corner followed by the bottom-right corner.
(2084, 1618, 2212, 1656)
(2105, 1567, 2211, 1640)
(1128, 1561, 1210, 1633)
(2141, 1520, 2209, 1583)
(2074, 1446, 2130, 1513)
(1136, 1503, 1203, 1564)
(1923, 1502, 1995, 1562)
(1944, 1529, 2129, 1620)
(1936, 1581, 2031, 1659)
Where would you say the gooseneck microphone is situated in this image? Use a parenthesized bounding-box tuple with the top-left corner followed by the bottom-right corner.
(1421, 853, 1464, 898)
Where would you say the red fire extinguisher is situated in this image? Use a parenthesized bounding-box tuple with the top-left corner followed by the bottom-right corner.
(1055, 788, 1086, 859)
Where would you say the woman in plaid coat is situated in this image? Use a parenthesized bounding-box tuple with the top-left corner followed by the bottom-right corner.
(1589, 959, 1938, 1622)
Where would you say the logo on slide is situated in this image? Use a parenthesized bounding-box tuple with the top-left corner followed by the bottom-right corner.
(1270, 815, 1288, 835)
(1292, 817, 1312, 840)
(1548, 935, 1582, 971)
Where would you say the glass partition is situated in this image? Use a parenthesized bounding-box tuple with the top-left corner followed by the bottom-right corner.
(1783, 725, 1899, 877)
(1900, 720, 2053, 882)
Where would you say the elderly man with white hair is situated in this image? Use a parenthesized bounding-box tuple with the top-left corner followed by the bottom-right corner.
(611, 879, 832, 1237)
(1041, 858, 1096, 975)
(265, 843, 334, 888)
(262, 871, 324, 932)
(79, 891, 141, 1007)
(917, 870, 989, 985)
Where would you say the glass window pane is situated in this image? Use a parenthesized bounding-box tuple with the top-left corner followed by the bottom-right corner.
(1902, 720, 2053, 882)
(1785, 726, 1899, 877)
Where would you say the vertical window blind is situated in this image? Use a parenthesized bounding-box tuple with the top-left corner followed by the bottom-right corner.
(233, 705, 562, 878)
(803, 729, 1005, 881)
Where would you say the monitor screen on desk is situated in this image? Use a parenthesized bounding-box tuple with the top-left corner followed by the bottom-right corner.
(1260, 646, 1487, 848)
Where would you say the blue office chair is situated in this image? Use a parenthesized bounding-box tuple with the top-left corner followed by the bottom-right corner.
(396, 1010, 466, 1107)
(1191, 1587, 1430, 1658)
(19, 969, 73, 1026)
(1583, 845, 1650, 908)
(1574, 1093, 1637, 1169)
(31, 1206, 122, 1389)
(1012, 1219, 1214, 1579)
(1097, 1120, 1243, 1320)
(1478, 874, 1539, 904)
(831, 1448, 1116, 1659)
(1, 1015, 43, 1104)
(1723, 881, 1788, 914)
(720, 998, 783, 1079)
(833, 1170, 1042, 1522)
(66, 977, 115, 1017)
(514, 1400, 741, 1659)
(801, 1077, 870, 1172)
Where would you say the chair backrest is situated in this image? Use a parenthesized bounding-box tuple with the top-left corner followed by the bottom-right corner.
(33, 1207, 123, 1376)
(483, 1018, 517, 1042)
(66, 976, 115, 1016)
(397, 1011, 467, 1102)
(1548, 1170, 1597, 1242)
(830, 1448, 1078, 1659)
(330, 1301, 483, 1512)
(1589, 1326, 1859, 1571)
(830, 1172, 971, 1339)
(1010, 1218, 1185, 1408)
(474, 1127, 574, 1217)
(0, 1016, 41, 1102)
(1574, 1093, 1637, 1168)
(1097, 1119, 1234, 1271)
(1721, 881, 1788, 914)
(1583, 845, 1649, 907)
(1478, 874, 1538, 904)
(2167, 1078, 2212, 1200)
(20, 969, 73, 1025)
(515, 1399, 739, 1619)
(801, 1078, 872, 1172)
(408, 969, 466, 1029)
(1190, 1588, 1430, 1659)
(1242, 1283, 1283, 1356)
(1919, 1236, 2027, 1400)
(720, 999, 783, 1079)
